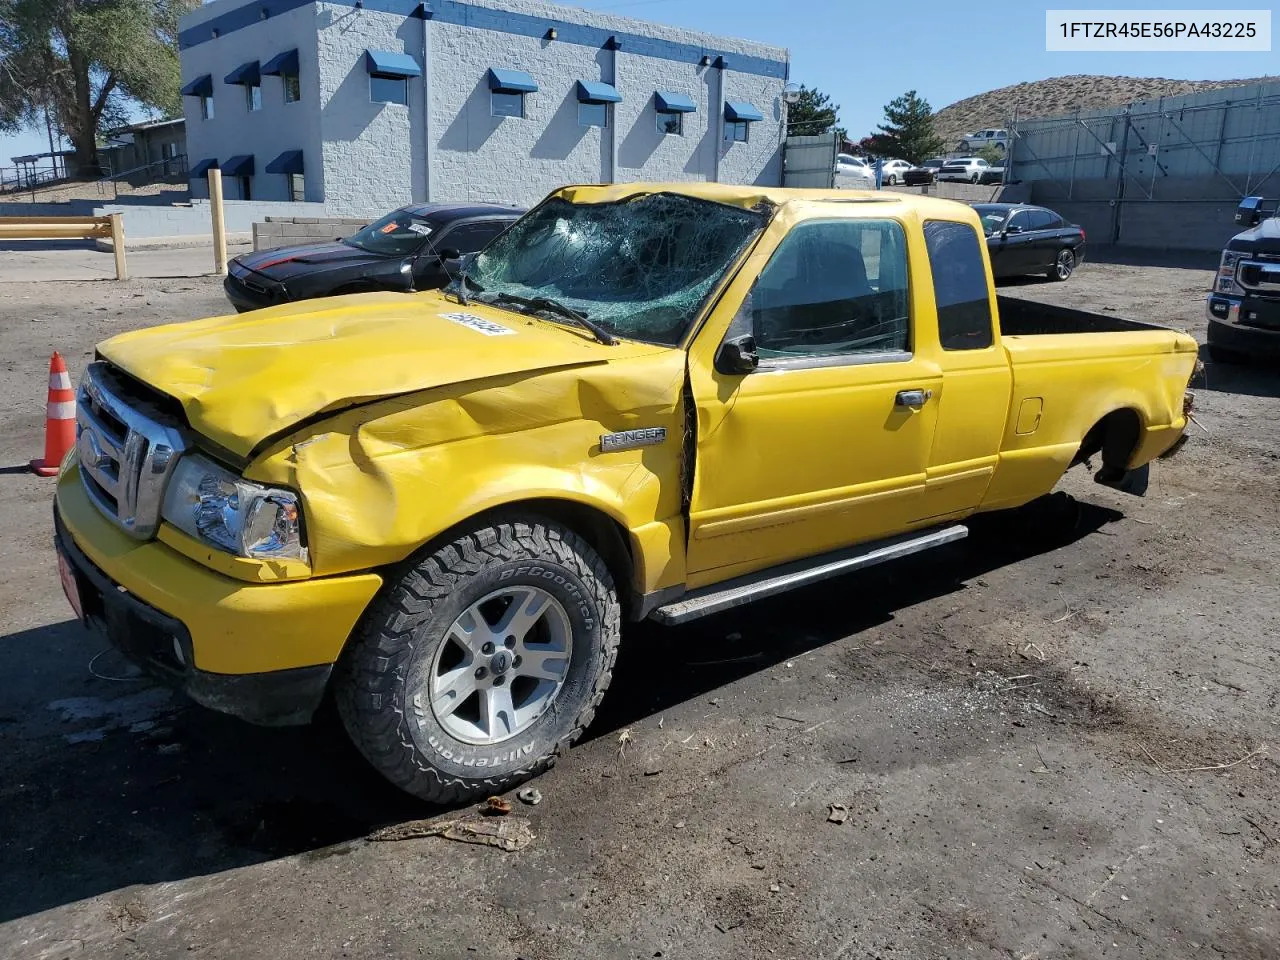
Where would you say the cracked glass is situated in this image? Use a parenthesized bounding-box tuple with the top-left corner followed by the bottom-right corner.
(466, 193, 768, 346)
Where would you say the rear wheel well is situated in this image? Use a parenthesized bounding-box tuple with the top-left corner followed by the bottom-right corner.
(1073, 408, 1142, 470)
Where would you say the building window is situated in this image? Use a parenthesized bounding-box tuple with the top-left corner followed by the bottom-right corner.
(246, 83, 262, 111)
(724, 120, 749, 143)
(656, 111, 683, 136)
(200, 95, 214, 120)
(370, 74, 408, 105)
(238, 176, 252, 201)
(288, 173, 305, 202)
(579, 101, 609, 128)
(283, 73, 301, 103)
(491, 90, 525, 118)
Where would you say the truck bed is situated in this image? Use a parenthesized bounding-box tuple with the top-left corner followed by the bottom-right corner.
(997, 295, 1166, 337)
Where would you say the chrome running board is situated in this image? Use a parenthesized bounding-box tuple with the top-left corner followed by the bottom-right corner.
(650, 524, 968, 626)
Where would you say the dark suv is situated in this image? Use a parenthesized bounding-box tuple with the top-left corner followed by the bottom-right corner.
(224, 202, 524, 312)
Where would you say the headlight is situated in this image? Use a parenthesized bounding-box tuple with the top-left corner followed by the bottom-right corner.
(161, 454, 307, 562)
(1218, 250, 1246, 287)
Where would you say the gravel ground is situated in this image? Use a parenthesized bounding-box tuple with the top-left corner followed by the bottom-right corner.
(0, 246, 1277, 960)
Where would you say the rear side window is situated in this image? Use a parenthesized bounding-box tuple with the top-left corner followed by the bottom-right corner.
(748, 219, 910, 360)
(1027, 210, 1055, 230)
(436, 220, 510, 254)
(924, 220, 993, 351)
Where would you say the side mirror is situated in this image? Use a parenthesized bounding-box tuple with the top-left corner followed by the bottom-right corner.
(715, 334, 759, 375)
(1236, 196, 1263, 227)
(436, 247, 460, 261)
(1004, 224, 1022, 235)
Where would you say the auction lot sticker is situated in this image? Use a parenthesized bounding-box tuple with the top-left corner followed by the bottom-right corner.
(1046, 10, 1271, 51)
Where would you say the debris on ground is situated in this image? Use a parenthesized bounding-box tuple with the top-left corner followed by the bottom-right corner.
(517, 787, 542, 806)
(482, 795, 513, 816)
(827, 803, 849, 825)
(368, 815, 535, 851)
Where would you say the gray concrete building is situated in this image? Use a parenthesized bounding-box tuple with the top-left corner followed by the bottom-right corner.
(178, 0, 789, 215)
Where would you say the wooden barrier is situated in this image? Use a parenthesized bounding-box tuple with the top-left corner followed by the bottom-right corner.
(0, 213, 128, 280)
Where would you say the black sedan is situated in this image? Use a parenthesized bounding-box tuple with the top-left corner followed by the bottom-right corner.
(224, 202, 524, 312)
(973, 203, 1087, 281)
(902, 158, 944, 186)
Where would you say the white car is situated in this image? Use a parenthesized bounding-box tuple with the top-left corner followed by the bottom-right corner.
(834, 154, 874, 188)
(874, 158, 914, 185)
(937, 156, 991, 183)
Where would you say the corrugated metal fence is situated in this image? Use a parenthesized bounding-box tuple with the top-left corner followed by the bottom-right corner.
(1008, 80, 1280, 250)
(783, 134, 837, 188)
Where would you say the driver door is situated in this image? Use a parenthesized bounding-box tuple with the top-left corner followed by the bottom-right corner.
(685, 215, 941, 585)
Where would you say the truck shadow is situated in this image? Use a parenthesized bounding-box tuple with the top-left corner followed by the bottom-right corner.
(1195, 343, 1280, 399)
(0, 493, 1120, 925)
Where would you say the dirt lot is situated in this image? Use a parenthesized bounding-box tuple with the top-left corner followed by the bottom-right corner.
(0, 246, 1277, 960)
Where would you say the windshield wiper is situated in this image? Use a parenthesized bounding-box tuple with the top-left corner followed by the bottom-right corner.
(487, 292, 617, 346)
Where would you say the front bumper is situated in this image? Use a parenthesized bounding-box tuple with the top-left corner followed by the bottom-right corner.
(223, 266, 288, 312)
(1207, 294, 1280, 358)
(54, 464, 382, 724)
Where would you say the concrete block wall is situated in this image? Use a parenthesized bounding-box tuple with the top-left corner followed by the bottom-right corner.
(253, 215, 372, 249)
(316, 3, 427, 215)
(95, 199, 327, 237)
(181, 0, 787, 214)
(181, 2, 323, 203)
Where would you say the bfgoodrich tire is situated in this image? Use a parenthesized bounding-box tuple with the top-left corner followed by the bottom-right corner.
(335, 515, 621, 803)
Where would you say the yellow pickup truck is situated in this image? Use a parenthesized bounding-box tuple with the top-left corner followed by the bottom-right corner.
(54, 184, 1197, 802)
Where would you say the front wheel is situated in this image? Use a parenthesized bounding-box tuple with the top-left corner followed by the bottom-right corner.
(335, 515, 621, 803)
(1049, 248, 1076, 281)
(971, 173, 980, 183)
(886, 174, 898, 186)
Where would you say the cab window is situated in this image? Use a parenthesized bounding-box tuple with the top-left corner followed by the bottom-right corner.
(745, 219, 910, 361)
(924, 220, 993, 350)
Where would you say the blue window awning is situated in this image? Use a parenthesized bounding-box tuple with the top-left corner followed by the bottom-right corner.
(488, 68, 538, 94)
(265, 150, 304, 175)
(577, 80, 622, 104)
(188, 158, 218, 178)
(725, 100, 764, 123)
(365, 49, 421, 78)
(261, 49, 299, 76)
(655, 91, 696, 114)
(222, 155, 254, 177)
(180, 75, 213, 97)
(224, 61, 260, 86)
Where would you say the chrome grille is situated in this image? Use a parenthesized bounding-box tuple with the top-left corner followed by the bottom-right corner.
(77, 363, 186, 539)
(1238, 260, 1280, 294)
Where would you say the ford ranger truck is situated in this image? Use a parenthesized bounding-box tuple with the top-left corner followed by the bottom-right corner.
(1206, 195, 1280, 363)
(54, 184, 1199, 802)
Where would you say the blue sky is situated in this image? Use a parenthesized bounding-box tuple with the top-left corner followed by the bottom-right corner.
(3, 0, 1275, 165)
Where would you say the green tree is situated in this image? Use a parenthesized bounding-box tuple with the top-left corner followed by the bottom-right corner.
(785, 84, 839, 137)
(863, 90, 944, 163)
(0, 0, 195, 176)
(974, 143, 1004, 164)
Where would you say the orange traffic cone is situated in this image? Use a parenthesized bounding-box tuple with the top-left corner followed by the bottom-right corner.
(30, 352, 76, 477)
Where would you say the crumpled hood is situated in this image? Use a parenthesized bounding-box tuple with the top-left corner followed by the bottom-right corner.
(98, 291, 663, 459)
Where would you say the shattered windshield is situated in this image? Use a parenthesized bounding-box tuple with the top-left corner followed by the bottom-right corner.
(465, 193, 768, 346)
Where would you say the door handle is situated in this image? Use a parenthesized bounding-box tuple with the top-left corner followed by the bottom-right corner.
(895, 388, 933, 408)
